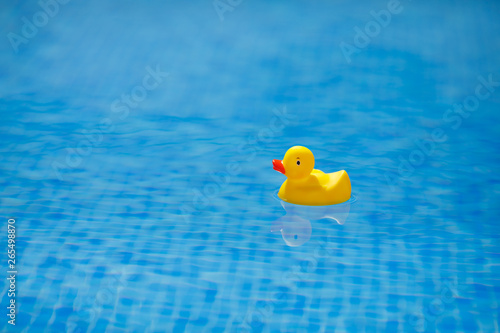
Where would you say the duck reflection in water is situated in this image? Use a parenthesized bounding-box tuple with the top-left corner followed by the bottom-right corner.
(271, 196, 353, 247)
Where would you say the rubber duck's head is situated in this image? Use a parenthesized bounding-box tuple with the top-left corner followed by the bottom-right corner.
(273, 146, 315, 180)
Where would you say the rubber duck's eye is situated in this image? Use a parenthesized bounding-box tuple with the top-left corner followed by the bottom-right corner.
(296, 160, 300, 166)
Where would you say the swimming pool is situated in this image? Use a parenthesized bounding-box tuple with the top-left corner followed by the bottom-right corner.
(1, 0, 500, 332)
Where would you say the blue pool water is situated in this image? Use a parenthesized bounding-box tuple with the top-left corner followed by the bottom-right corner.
(1, 0, 500, 332)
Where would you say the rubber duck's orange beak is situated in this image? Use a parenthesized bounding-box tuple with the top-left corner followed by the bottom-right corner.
(273, 159, 285, 174)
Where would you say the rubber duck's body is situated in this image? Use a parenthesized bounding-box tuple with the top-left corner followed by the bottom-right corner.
(272, 146, 351, 206)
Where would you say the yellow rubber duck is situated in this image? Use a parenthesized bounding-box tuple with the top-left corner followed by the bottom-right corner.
(272, 146, 351, 206)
